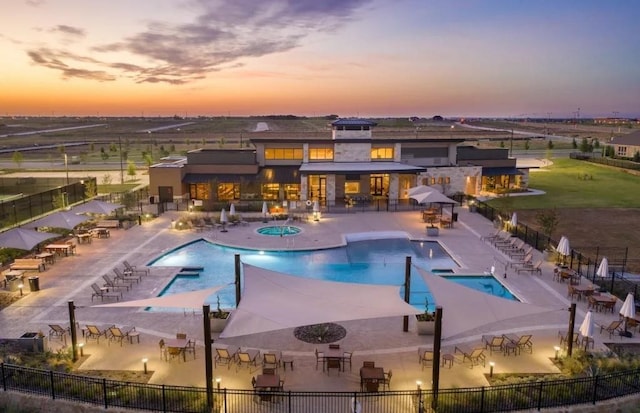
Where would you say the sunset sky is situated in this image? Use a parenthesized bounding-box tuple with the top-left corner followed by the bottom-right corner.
(1, 0, 638, 118)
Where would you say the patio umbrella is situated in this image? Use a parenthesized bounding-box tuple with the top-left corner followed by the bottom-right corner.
(556, 236, 571, 264)
(229, 203, 236, 216)
(510, 212, 518, 229)
(313, 200, 320, 213)
(24, 211, 89, 230)
(578, 310, 594, 342)
(620, 292, 636, 334)
(0, 228, 58, 251)
(596, 257, 609, 278)
(410, 190, 458, 205)
(408, 185, 439, 197)
(261, 201, 268, 222)
(72, 200, 123, 215)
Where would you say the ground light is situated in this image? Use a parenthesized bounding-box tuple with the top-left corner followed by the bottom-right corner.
(489, 361, 495, 377)
(216, 377, 222, 390)
(142, 358, 148, 374)
(78, 343, 84, 357)
(554, 346, 561, 360)
(18, 283, 24, 296)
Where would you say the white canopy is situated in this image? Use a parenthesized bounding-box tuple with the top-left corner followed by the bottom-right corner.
(416, 267, 559, 339)
(408, 185, 440, 196)
(0, 228, 58, 251)
(24, 211, 89, 230)
(411, 191, 458, 205)
(91, 286, 226, 309)
(219, 264, 422, 338)
(72, 200, 123, 215)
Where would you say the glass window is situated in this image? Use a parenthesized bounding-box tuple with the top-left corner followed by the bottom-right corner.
(344, 182, 360, 194)
(189, 183, 211, 200)
(265, 148, 303, 160)
(217, 183, 239, 200)
(371, 147, 393, 159)
(617, 146, 627, 156)
(262, 183, 280, 200)
(284, 184, 300, 200)
(309, 148, 334, 160)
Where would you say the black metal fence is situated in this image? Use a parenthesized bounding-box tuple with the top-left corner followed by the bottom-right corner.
(2, 363, 640, 412)
(570, 153, 640, 171)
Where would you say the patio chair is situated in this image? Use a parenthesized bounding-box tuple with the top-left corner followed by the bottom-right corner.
(481, 335, 505, 355)
(102, 274, 133, 291)
(600, 320, 623, 339)
(314, 348, 325, 370)
(419, 350, 433, 370)
(511, 253, 533, 269)
(482, 229, 503, 243)
(90, 283, 121, 302)
(513, 334, 533, 353)
(559, 330, 580, 348)
(237, 349, 259, 372)
(381, 369, 392, 390)
(123, 260, 150, 277)
(166, 346, 184, 362)
(600, 299, 616, 313)
(342, 351, 353, 371)
(85, 324, 111, 344)
(455, 346, 485, 368)
(362, 361, 375, 368)
(48, 324, 68, 343)
(113, 268, 141, 283)
(215, 348, 236, 369)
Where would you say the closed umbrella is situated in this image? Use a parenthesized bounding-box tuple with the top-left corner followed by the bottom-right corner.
(229, 203, 236, 216)
(0, 228, 58, 251)
(596, 257, 609, 278)
(220, 208, 228, 232)
(510, 212, 518, 229)
(578, 310, 594, 350)
(262, 202, 268, 223)
(620, 292, 636, 335)
(556, 236, 571, 265)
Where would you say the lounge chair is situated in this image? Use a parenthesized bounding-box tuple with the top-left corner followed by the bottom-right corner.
(419, 350, 433, 370)
(455, 346, 485, 367)
(85, 324, 112, 343)
(48, 324, 69, 342)
(215, 347, 236, 369)
(504, 333, 533, 354)
(90, 283, 122, 302)
(600, 320, 623, 339)
(482, 229, 504, 243)
(102, 274, 133, 291)
(481, 335, 505, 355)
(113, 267, 141, 283)
(108, 326, 136, 346)
(262, 352, 280, 370)
(516, 260, 543, 275)
(123, 260, 150, 277)
(511, 252, 533, 269)
(237, 349, 259, 372)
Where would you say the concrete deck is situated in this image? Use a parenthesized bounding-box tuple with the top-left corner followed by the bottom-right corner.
(1, 205, 636, 393)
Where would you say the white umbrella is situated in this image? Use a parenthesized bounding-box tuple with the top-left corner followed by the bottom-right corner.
(620, 292, 636, 333)
(510, 212, 518, 229)
(312, 200, 320, 213)
(408, 185, 439, 196)
(219, 208, 228, 232)
(229, 203, 236, 216)
(261, 201, 268, 222)
(578, 310, 594, 340)
(596, 257, 609, 278)
(556, 236, 571, 263)
(0, 228, 58, 251)
(410, 191, 458, 205)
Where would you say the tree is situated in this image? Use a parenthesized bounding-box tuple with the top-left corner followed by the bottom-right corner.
(579, 137, 592, 153)
(100, 151, 109, 162)
(593, 139, 600, 149)
(547, 140, 554, 150)
(524, 140, 530, 150)
(84, 180, 97, 199)
(634, 151, 640, 162)
(572, 138, 578, 149)
(536, 209, 559, 238)
(12, 151, 24, 168)
(127, 160, 137, 180)
(143, 153, 154, 168)
(101, 174, 113, 185)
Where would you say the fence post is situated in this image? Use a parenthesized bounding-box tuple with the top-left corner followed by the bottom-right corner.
(103, 378, 108, 409)
(1, 363, 5, 391)
(162, 384, 166, 412)
(537, 381, 544, 410)
(592, 375, 599, 405)
(480, 386, 485, 413)
(50, 370, 55, 399)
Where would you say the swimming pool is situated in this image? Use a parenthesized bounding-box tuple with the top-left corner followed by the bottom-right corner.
(148, 237, 516, 311)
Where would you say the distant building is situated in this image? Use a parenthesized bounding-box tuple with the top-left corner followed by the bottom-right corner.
(148, 119, 528, 208)
(610, 130, 640, 158)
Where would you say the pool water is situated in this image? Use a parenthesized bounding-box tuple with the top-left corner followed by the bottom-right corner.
(148, 238, 516, 311)
(257, 225, 302, 236)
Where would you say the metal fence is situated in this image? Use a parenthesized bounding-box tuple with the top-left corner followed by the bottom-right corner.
(2, 363, 640, 412)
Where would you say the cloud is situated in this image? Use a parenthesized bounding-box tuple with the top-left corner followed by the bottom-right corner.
(50, 25, 86, 37)
(26, 0, 373, 84)
(27, 48, 116, 81)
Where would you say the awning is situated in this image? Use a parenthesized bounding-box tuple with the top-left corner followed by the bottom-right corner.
(183, 166, 300, 184)
(183, 174, 250, 183)
(300, 162, 425, 174)
(482, 167, 524, 177)
(219, 264, 422, 338)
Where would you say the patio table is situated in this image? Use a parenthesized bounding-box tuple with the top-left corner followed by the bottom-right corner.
(360, 366, 384, 392)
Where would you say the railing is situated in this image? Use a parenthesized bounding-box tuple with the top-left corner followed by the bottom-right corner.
(2, 363, 640, 412)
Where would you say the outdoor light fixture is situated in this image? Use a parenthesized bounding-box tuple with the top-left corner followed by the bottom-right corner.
(416, 380, 422, 390)
(313, 211, 320, 222)
(554, 346, 561, 360)
(142, 358, 148, 374)
(215, 377, 222, 390)
(79, 343, 84, 357)
(489, 361, 495, 377)
(18, 283, 24, 296)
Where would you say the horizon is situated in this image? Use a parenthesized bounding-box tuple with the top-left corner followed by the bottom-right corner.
(2, 1, 639, 118)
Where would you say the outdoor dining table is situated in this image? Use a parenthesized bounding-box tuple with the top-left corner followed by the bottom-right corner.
(91, 228, 110, 239)
(255, 373, 281, 402)
(590, 293, 617, 312)
(76, 233, 92, 244)
(164, 338, 190, 361)
(572, 285, 596, 301)
(360, 366, 384, 392)
(45, 243, 74, 256)
(35, 252, 55, 265)
(324, 347, 344, 372)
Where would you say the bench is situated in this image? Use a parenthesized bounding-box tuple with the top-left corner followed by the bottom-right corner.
(10, 258, 46, 272)
(96, 220, 120, 229)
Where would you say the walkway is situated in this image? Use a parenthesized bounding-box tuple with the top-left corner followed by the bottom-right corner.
(1, 206, 635, 394)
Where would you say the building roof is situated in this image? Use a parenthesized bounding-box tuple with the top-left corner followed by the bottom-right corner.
(331, 119, 378, 127)
(610, 130, 640, 146)
(299, 162, 425, 174)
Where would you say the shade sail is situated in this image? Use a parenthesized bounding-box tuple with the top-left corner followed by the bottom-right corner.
(408, 185, 439, 197)
(219, 264, 422, 338)
(92, 286, 226, 309)
(0, 228, 58, 250)
(72, 200, 123, 215)
(416, 267, 559, 339)
(24, 211, 89, 230)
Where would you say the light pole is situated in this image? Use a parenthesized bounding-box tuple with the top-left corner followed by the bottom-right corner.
(64, 153, 69, 185)
(119, 136, 124, 184)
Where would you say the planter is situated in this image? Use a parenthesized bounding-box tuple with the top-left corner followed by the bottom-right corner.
(416, 320, 435, 335)
(210, 313, 230, 333)
(426, 227, 439, 237)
